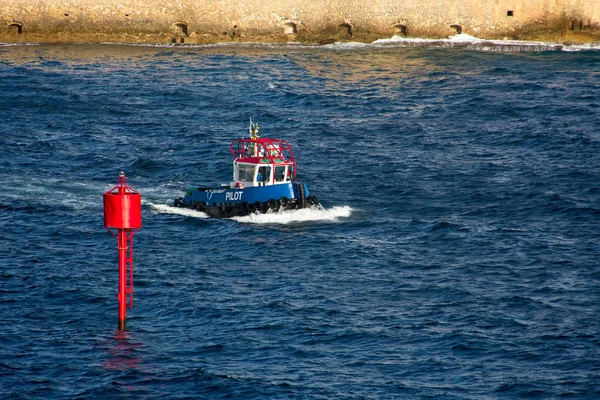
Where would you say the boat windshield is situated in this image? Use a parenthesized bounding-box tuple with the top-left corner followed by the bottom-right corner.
(238, 164, 255, 181)
(274, 166, 284, 182)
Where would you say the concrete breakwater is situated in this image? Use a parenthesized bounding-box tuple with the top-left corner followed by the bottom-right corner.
(2, 0, 599, 43)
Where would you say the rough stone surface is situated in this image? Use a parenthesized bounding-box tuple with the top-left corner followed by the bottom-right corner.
(1, 0, 599, 42)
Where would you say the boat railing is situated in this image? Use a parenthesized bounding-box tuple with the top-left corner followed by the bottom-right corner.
(230, 138, 295, 164)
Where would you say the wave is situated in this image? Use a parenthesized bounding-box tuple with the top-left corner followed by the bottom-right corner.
(320, 41, 370, 50)
(147, 202, 352, 224)
(233, 205, 352, 224)
(116, 34, 600, 53)
(0, 42, 40, 47)
(373, 33, 600, 52)
(147, 202, 209, 218)
(563, 42, 600, 52)
(7, 36, 598, 53)
(102, 41, 319, 50)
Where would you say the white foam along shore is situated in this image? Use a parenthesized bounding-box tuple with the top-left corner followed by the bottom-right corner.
(113, 35, 600, 52)
(2, 34, 599, 52)
(372, 33, 600, 52)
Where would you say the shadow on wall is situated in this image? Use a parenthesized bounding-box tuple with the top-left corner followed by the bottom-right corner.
(173, 22, 188, 36)
(283, 21, 297, 34)
(393, 23, 408, 36)
(338, 22, 353, 37)
(8, 22, 23, 34)
(171, 22, 188, 43)
(450, 24, 462, 34)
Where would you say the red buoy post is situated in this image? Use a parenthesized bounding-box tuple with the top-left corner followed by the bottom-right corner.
(103, 172, 142, 330)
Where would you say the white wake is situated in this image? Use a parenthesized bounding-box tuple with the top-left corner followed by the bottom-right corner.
(232, 206, 352, 224)
(147, 202, 209, 218)
(147, 202, 352, 224)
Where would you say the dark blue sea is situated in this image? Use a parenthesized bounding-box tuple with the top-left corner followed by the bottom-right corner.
(1, 42, 599, 399)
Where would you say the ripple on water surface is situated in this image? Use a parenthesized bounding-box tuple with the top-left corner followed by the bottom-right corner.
(0, 43, 599, 399)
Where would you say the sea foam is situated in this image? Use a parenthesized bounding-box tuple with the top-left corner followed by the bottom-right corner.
(233, 205, 353, 224)
(147, 202, 352, 224)
(147, 202, 210, 218)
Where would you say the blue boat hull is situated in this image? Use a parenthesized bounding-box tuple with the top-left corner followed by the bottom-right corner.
(174, 182, 319, 218)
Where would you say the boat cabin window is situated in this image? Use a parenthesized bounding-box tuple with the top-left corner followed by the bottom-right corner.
(237, 164, 255, 182)
(286, 166, 293, 181)
(257, 166, 271, 186)
(274, 166, 286, 182)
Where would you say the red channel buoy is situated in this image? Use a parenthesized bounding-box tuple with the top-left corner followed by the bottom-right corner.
(103, 172, 142, 331)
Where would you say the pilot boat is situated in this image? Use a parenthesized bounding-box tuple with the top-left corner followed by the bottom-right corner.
(174, 121, 320, 218)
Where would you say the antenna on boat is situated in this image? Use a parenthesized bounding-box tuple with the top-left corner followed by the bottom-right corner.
(249, 118, 260, 140)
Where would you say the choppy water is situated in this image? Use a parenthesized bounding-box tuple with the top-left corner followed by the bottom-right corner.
(1, 41, 599, 399)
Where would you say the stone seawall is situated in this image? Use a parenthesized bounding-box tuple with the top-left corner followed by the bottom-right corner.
(2, 0, 599, 43)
